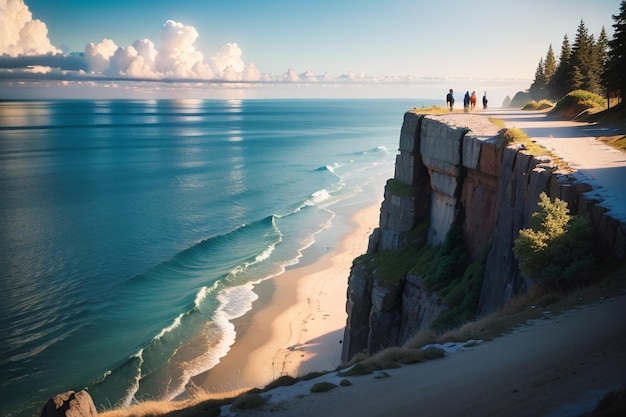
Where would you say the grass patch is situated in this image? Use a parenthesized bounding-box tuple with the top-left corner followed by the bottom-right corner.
(598, 135, 626, 152)
(551, 90, 606, 119)
(522, 99, 554, 110)
(231, 393, 267, 410)
(386, 178, 414, 197)
(338, 345, 445, 377)
(263, 375, 298, 390)
(309, 382, 338, 393)
(500, 127, 571, 172)
(354, 220, 429, 286)
(489, 117, 506, 129)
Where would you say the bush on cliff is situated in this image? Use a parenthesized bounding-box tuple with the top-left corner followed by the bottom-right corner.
(551, 90, 606, 119)
(513, 192, 595, 287)
(522, 99, 554, 110)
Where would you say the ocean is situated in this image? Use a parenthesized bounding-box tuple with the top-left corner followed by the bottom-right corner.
(0, 98, 435, 417)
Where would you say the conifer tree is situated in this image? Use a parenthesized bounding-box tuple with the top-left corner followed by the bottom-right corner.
(596, 26, 609, 69)
(544, 44, 557, 84)
(570, 20, 599, 94)
(549, 35, 573, 99)
(529, 58, 547, 100)
(605, 0, 626, 103)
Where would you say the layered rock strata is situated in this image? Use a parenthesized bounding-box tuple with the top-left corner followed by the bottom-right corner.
(342, 111, 626, 362)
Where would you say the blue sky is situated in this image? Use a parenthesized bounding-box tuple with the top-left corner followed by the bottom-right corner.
(0, 0, 621, 101)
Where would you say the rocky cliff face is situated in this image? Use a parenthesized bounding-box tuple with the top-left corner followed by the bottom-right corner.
(342, 111, 626, 362)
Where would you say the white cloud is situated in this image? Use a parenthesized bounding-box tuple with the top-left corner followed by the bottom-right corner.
(0, 0, 60, 57)
(81, 20, 260, 81)
(84, 39, 118, 73)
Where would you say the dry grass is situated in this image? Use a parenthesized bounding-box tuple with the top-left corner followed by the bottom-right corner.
(598, 135, 626, 152)
(500, 126, 572, 173)
(98, 387, 245, 417)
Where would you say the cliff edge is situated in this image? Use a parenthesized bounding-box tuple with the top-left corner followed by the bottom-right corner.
(342, 111, 626, 361)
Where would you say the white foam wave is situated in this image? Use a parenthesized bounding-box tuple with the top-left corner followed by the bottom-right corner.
(362, 145, 389, 154)
(301, 189, 331, 210)
(193, 281, 220, 310)
(120, 349, 144, 408)
(228, 242, 278, 280)
(218, 283, 259, 320)
(153, 313, 184, 341)
(165, 283, 259, 400)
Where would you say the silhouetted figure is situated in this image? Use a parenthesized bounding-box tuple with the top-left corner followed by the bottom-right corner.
(446, 89, 455, 111)
(463, 91, 470, 112)
(482, 91, 488, 109)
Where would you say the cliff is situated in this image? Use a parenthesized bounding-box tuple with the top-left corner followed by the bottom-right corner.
(342, 111, 626, 361)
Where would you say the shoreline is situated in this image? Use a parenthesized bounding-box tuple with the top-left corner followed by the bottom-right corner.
(189, 198, 382, 396)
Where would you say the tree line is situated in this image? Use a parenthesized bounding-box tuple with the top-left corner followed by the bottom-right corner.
(529, 0, 625, 104)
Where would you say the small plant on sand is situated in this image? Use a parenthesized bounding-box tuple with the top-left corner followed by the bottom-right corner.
(513, 192, 595, 287)
(231, 393, 267, 410)
(310, 382, 338, 393)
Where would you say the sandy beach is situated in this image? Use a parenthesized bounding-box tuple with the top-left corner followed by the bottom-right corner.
(191, 199, 382, 395)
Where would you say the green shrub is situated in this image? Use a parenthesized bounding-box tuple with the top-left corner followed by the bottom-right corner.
(513, 192, 594, 286)
(522, 99, 554, 110)
(522, 100, 539, 110)
(551, 90, 606, 118)
(231, 393, 267, 410)
(310, 382, 338, 393)
(386, 178, 414, 197)
(263, 375, 297, 390)
(536, 100, 554, 110)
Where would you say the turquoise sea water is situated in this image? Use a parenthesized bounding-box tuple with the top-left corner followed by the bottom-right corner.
(0, 98, 435, 416)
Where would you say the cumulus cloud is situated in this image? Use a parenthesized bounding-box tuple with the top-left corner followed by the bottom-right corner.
(82, 20, 265, 82)
(84, 38, 118, 73)
(0, 1, 415, 88)
(0, 0, 61, 56)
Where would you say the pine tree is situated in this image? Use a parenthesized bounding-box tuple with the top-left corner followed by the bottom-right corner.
(597, 26, 609, 69)
(605, 0, 626, 103)
(549, 34, 573, 99)
(529, 58, 547, 100)
(586, 34, 603, 95)
(570, 20, 597, 92)
(544, 44, 557, 84)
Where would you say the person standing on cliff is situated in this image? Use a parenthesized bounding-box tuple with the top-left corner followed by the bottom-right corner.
(446, 89, 455, 111)
(463, 91, 470, 112)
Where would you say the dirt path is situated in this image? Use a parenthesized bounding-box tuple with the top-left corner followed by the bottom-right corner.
(225, 295, 626, 417)
(487, 109, 626, 222)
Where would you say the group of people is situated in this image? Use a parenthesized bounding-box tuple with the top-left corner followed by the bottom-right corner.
(446, 89, 488, 112)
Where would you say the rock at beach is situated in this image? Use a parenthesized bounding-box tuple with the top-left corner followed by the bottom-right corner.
(40, 390, 97, 417)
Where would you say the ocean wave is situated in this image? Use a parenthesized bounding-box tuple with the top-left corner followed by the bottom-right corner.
(153, 313, 185, 341)
(193, 281, 220, 310)
(120, 349, 145, 407)
(305, 189, 332, 207)
(359, 145, 389, 155)
(314, 163, 342, 174)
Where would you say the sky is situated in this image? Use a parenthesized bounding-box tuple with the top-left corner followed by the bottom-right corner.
(0, 0, 621, 103)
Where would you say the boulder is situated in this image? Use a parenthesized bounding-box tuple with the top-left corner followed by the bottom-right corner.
(40, 390, 97, 417)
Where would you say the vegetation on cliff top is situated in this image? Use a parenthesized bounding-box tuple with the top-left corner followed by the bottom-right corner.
(514, 192, 595, 287)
